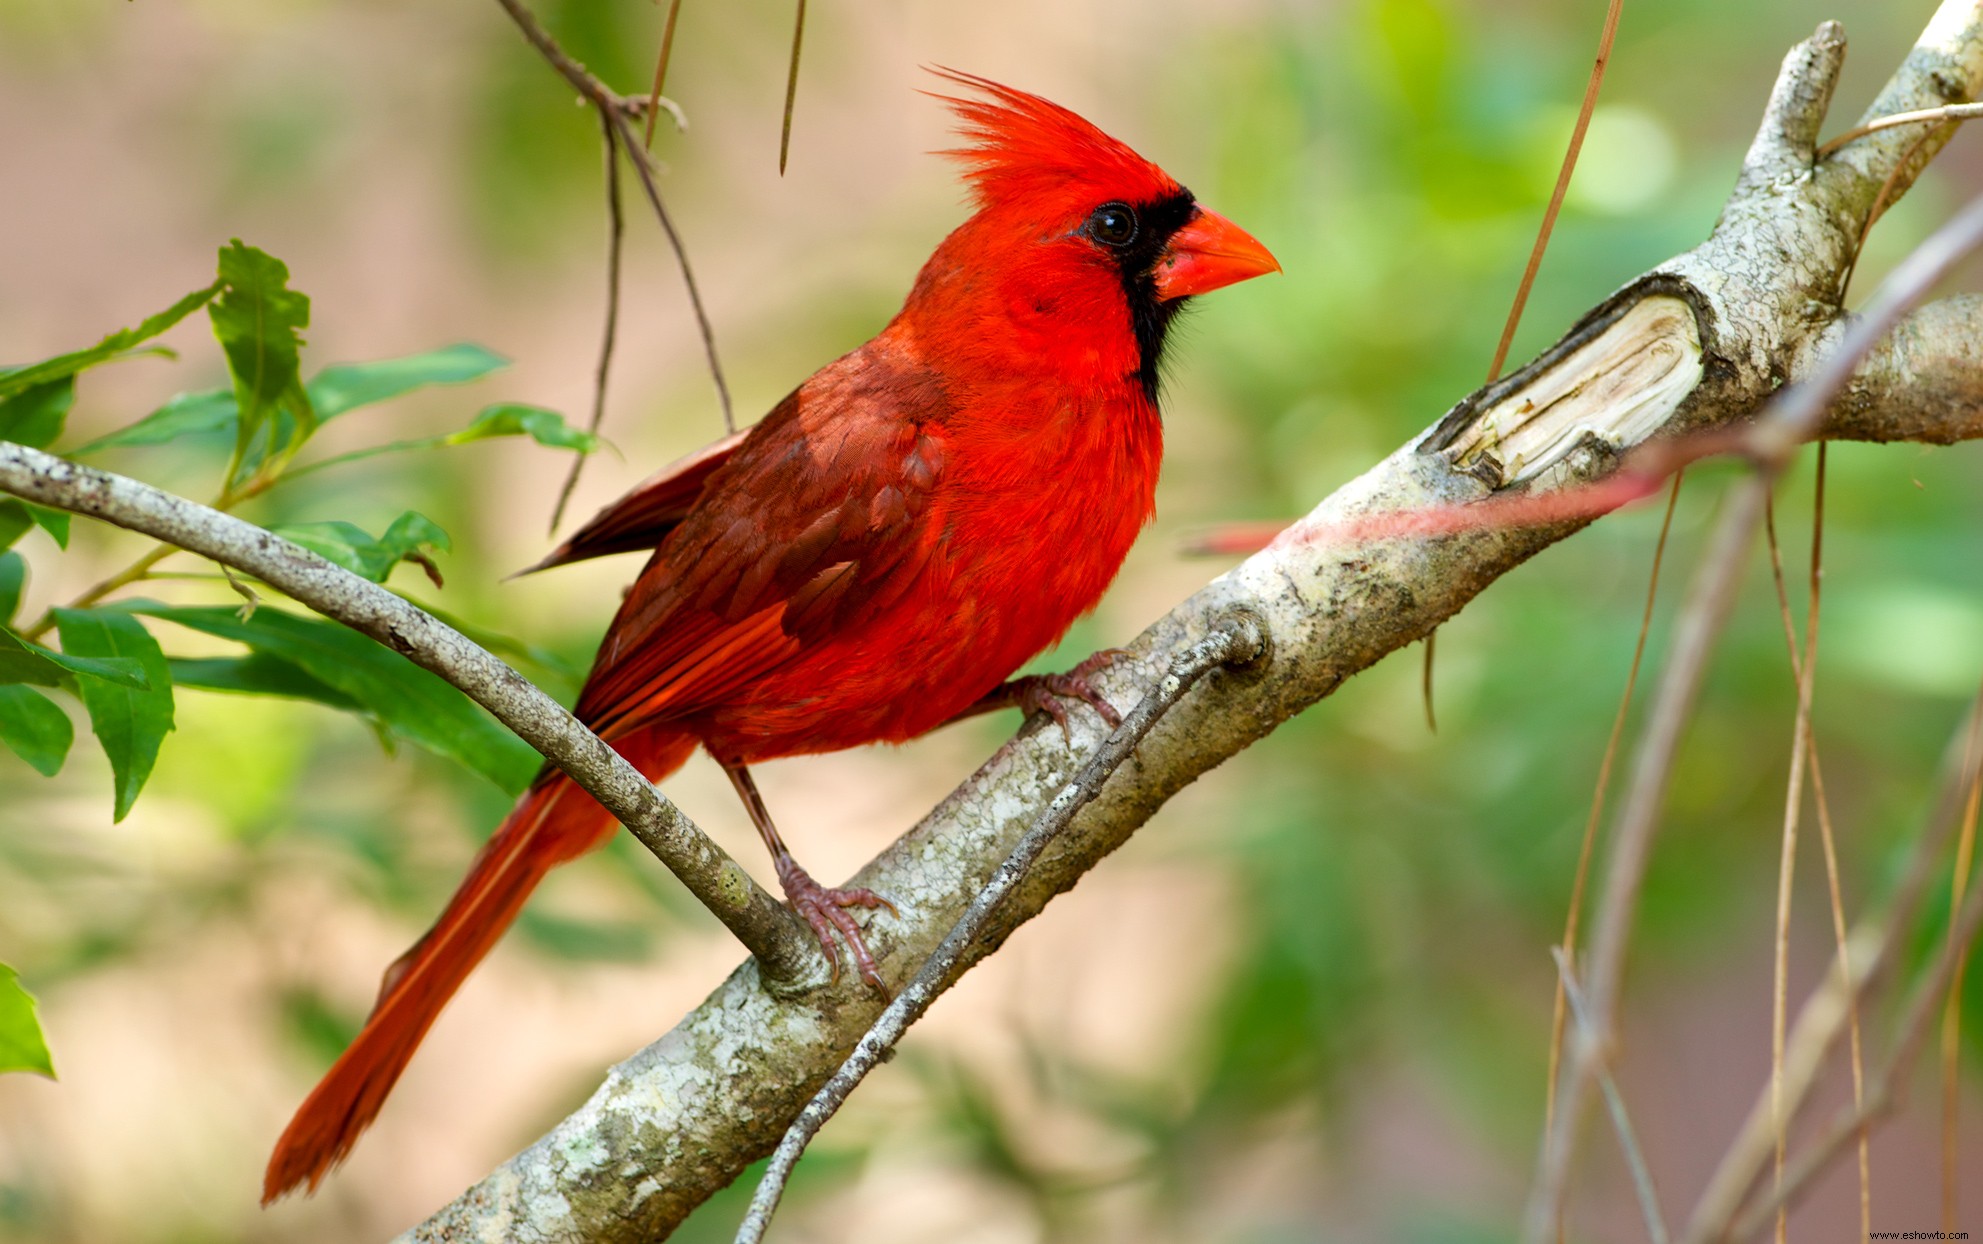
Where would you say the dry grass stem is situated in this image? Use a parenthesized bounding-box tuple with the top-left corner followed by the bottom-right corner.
(1540, 470, 1682, 1215)
(548, 107, 628, 535)
(1818, 100, 1983, 158)
(643, 0, 685, 149)
(1553, 947, 1669, 1244)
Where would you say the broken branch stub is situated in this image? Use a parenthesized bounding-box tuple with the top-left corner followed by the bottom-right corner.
(1435, 292, 1706, 488)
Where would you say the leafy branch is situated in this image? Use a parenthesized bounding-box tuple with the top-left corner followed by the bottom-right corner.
(0, 240, 641, 1071)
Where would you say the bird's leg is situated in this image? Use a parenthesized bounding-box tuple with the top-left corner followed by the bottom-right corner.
(951, 648, 1128, 742)
(722, 760, 896, 993)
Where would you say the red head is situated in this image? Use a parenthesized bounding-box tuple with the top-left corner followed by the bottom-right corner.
(901, 70, 1279, 401)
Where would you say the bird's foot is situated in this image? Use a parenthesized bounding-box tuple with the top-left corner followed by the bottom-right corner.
(1009, 648, 1127, 742)
(775, 854, 898, 994)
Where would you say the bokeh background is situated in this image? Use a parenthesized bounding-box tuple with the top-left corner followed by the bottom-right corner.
(3, 0, 1981, 1240)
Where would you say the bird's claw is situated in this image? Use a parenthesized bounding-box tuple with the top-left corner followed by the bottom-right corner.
(1015, 648, 1128, 742)
(775, 855, 897, 995)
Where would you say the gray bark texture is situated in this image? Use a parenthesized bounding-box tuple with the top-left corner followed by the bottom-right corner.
(396, 6, 1983, 1239)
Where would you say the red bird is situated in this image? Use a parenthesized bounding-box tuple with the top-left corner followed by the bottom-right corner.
(264, 70, 1278, 1201)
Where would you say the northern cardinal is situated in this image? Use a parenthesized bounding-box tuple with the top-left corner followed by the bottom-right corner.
(264, 70, 1277, 1201)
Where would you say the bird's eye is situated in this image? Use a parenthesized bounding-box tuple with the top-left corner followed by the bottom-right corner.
(1087, 202, 1138, 247)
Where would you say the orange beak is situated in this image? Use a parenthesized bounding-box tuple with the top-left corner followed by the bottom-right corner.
(1152, 206, 1280, 300)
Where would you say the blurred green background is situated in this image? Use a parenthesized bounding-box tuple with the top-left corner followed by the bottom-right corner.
(2, 0, 1981, 1241)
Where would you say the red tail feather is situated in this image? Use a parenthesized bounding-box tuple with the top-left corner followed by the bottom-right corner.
(262, 734, 694, 1202)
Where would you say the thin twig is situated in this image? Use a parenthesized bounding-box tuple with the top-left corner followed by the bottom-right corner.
(1680, 930, 1876, 1244)
(1539, 468, 1682, 1230)
(219, 562, 261, 616)
(492, 0, 620, 114)
(1679, 688, 1983, 1244)
(1255, 0, 1623, 656)
(492, 0, 735, 434)
(550, 105, 628, 534)
(1526, 189, 1983, 1244)
(1762, 450, 1867, 1240)
(608, 109, 735, 433)
(21, 452, 322, 640)
(643, 0, 685, 149)
(20, 542, 175, 641)
(1553, 947, 1669, 1244)
(1728, 845, 1983, 1239)
(1807, 744, 1867, 1236)
(1756, 192, 1983, 463)
(731, 615, 1268, 1244)
(1797, 448, 1869, 1239)
(1524, 457, 1765, 1244)
(1838, 125, 1939, 302)
(1763, 486, 1822, 1244)
(1487, 0, 1625, 382)
(0, 442, 816, 985)
(1942, 739, 1980, 1234)
(1818, 100, 1983, 159)
(779, 0, 807, 175)
(1429, 0, 1625, 741)
(1764, 495, 1792, 1244)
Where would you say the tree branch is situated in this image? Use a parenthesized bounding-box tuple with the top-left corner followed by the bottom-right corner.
(491, 0, 735, 434)
(1828, 294, 1983, 444)
(0, 444, 819, 988)
(734, 614, 1267, 1243)
(488, 0, 673, 127)
(6, 4, 1976, 1238)
(1526, 10, 1983, 1226)
(389, 7, 1983, 1239)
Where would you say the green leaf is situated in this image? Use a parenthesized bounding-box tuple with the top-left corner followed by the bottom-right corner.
(0, 502, 29, 551)
(0, 282, 220, 401)
(135, 604, 537, 793)
(23, 503, 67, 549)
(379, 510, 450, 568)
(73, 388, 236, 455)
(169, 653, 362, 710)
(310, 344, 508, 421)
(268, 520, 396, 580)
(0, 552, 23, 624)
(0, 500, 65, 552)
(448, 403, 600, 453)
(268, 511, 450, 584)
(51, 608, 175, 821)
(0, 627, 63, 686)
(208, 240, 314, 475)
(0, 684, 73, 776)
(0, 625, 149, 689)
(0, 965, 55, 1079)
(72, 345, 511, 457)
(0, 377, 76, 449)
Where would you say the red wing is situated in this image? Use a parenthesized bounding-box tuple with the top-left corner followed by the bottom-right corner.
(573, 344, 949, 739)
(518, 430, 751, 575)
